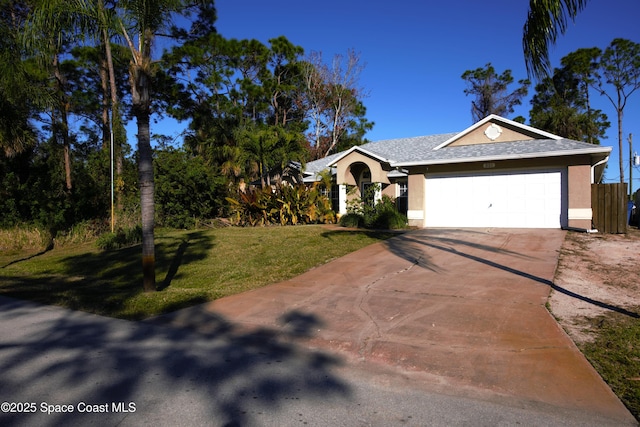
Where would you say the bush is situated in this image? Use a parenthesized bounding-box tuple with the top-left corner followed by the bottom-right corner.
(342, 194, 407, 230)
(338, 213, 364, 228)
(367, 196, 408, 229)
(154, 148, 225, 229)
(226, 184, 336, 226)
(96, 225, 142, 250)
(368, 209, 407, 230)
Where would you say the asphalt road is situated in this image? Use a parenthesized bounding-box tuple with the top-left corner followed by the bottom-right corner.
(0, 295, 633, 427)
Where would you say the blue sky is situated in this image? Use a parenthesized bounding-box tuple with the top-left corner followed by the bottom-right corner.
(160, 1, 640, 186)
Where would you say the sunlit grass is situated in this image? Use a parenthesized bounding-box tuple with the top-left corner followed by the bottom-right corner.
(0, 225, 396, 320)
(580, 313, 640, 420)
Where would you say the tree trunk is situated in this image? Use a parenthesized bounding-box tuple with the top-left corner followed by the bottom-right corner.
(62, 113, 72, 192)
(100, 53, 110, 150)
(53, 54, 72, 192)
(618, 106, 624, 184)
(138, 112, 155, 292)
(132, 63, 155, 292)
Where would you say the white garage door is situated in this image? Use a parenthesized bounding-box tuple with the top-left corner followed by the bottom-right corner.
(424, 170, 566, 228)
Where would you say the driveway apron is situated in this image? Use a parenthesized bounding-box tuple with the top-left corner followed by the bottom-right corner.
(152, 228, 633, 422)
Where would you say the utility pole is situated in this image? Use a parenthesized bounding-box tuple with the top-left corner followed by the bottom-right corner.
(630, 133, 634, 200)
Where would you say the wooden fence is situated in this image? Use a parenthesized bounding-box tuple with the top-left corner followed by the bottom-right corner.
(591, 183, 628, 234)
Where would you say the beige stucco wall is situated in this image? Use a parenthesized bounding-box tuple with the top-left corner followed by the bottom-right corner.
(382, 183, 395, 198)
(407, 173, 426, 227)
(567, 164, 593, 229)
(335, 151, 390, 185)
(448, 123, 536, 147)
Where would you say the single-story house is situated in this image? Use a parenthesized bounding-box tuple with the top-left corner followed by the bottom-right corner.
(302, 115, 612, 230)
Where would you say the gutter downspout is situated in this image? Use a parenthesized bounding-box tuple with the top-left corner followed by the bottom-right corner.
(591, 155, 610, 184)
(572, 155, 611, 233)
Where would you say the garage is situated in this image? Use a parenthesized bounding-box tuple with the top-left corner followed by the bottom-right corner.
(424, 169, 567, 228)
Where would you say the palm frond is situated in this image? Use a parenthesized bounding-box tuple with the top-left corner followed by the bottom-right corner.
(523, 0, 589, 81)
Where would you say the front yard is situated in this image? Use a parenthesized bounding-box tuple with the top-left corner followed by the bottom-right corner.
(551, 227, 640, 420)
(0, 225, 395, 320)
(2, 222, 639, 420)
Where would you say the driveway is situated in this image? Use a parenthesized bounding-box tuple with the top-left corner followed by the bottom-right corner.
(152, 228, 635, 424)
(0, 228, 636, 426)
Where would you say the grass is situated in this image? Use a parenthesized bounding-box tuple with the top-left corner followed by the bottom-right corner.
(580, 312, 640, 420)
(0, 225, 396, 320)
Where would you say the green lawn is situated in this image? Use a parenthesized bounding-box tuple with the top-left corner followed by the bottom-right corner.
(581, 313, 640, 420)
(0, 225, 396, 320)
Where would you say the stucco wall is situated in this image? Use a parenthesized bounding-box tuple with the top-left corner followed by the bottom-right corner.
(448, 123, 536, 147)
(407, 173, 426, 227)
(567, 164, 593, 229)
(335, 151, 390, 185)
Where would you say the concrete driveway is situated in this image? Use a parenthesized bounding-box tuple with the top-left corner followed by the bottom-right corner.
(152, 228, 635, 424)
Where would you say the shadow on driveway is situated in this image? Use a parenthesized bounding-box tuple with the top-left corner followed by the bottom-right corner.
(0, 296, 349, 426)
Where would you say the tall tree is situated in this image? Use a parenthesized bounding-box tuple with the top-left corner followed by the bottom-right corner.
(22, 0, 94, 193)
(0, 0, 39, 157)
(300, 50, 372, 159)
(523, 0, 590, 80)
(595, 38, 640, 184)
(530, 65, 609, 144)
(237, 124, 305, 188)
(117, 0, 191, 292)
(560, 48, 601, 144)
(461, 63, 530, 122)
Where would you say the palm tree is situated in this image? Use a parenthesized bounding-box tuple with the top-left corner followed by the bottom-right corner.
(21, 0, 97, 192)
(0, 6, 38, 157)
(523, 0, 590, 81)
(117, 0, 187, 292)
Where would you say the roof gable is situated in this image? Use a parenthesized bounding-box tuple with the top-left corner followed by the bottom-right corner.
(433, 115, 562, 150)
(328, 145, 391, 167)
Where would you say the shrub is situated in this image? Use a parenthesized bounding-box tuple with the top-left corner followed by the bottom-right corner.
(154, 148, 225, 229)
(226, 184, 336, 226)
(342, 193, 407, 230)
(367, 196, 408, 229)
(338, 213, 364, 228)
(96, 225, 142, 250)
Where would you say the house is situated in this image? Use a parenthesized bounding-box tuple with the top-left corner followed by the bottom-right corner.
(302, 115, 611, 230)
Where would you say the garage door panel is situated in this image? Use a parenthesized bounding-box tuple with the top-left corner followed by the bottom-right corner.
(424, 170, 565, 228)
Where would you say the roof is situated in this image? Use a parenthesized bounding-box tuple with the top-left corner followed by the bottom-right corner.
(303, 116, 612, 180)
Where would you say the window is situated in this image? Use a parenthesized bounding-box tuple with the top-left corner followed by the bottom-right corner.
(397, 181, 408, 215)
(331, 184, 340, 212)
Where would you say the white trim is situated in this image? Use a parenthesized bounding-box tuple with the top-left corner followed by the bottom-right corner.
(568, 208, 593, 220)
(407, 210, 424, 220)
(328, 145, 390, 167)
(338, 184, 347, 214)
(393, 146, 612, 168)
(591, 156, 609, 183)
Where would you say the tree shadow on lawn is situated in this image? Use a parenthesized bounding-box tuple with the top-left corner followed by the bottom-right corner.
(0, 245, 54, 269)
(0, 296, 350, 426)
(0, 231, 215, 318)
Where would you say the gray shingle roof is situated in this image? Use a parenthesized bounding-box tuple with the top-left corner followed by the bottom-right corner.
(303, 132, 611, 178)
(393, 138, 611, 166)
